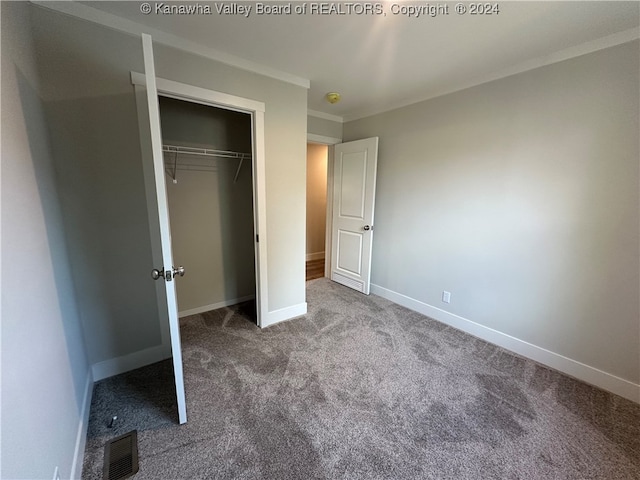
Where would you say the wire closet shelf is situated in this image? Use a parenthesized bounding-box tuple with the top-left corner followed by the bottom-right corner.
(162, 144, 252, 184)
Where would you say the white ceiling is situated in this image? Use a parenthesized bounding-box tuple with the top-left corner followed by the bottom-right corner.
(73, 1, 639, 120)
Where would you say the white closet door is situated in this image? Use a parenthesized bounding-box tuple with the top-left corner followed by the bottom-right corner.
(141, 33, 187, 424)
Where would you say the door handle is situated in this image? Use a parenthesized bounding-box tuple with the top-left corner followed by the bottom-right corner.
(363, 225, 372, 231)
(173, 266, 185, 277)
(151, 266, 185, 282)
(151, 268, 165, 280)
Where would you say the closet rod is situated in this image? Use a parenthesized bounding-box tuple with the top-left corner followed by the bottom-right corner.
(162, 144, 251, 184)
(163, 144, 251, 160)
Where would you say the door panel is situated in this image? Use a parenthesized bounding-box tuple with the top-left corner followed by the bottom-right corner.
(141, 34, 187, 424)
(330, 137, 379, 295)
(339, 152, 367, 218)
(336, 230, 363, 275)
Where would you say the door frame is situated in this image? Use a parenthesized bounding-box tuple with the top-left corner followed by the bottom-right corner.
(132, 72, 269, 329)
(307, 134, 342, 279)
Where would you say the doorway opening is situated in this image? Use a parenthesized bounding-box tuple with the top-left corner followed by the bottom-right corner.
(305, 136, 380, 294)
(159, 97, 257, 321)
(306, 142, 328, 281)
(133, 68, 269, 332)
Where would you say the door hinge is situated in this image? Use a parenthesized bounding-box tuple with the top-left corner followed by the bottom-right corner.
(256, 234, 259, 243)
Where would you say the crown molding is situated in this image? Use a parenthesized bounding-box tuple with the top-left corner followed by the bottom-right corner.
(28, 2, 638, 122)
(307, 109, 344, 123)
(307, 133, 342, 145)
(344, 27, 639, 122)
(30, 0, 311, 89)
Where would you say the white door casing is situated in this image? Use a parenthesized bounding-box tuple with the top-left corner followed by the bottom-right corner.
(131, 71, 268, 329)
(141, 34, 188, 424)
(330, 137, 379, 294)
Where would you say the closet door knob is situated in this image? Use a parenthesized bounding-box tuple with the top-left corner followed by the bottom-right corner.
(173, 266, 185, 277)
(151, 268, 164, 280)
(363, 225, 371, 231)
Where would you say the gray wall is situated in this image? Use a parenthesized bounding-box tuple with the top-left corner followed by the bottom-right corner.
(31, 7, 162, 365)
(160, 98, 256, 313)
(344, 41, 640, 384)
(28, 2, 307, 370)
(160, 96, 252, 152)
(308, 115, 343, 140)
(1, 2, 91, 478)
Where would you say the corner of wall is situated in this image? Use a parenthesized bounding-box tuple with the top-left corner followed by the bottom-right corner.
(91, 343, 171, 382)
(70, 371, 94, 479)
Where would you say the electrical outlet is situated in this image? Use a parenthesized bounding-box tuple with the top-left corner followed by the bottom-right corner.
(53, 466, 60, 480)
(442, 291, 451, 304)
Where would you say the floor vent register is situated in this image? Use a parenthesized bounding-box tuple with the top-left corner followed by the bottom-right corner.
(103, 430, 139, 480)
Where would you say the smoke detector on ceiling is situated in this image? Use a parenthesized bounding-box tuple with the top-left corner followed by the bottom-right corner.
(325, 92, 341, 104)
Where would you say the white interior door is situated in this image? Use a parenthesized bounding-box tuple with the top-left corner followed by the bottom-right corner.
(142, 34, 187, 424)
(330, 137, 379, 294)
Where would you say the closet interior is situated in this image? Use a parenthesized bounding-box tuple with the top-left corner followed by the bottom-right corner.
(158, 96, 256, 320)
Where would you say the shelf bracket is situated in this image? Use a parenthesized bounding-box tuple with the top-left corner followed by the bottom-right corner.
(233, 157, 244, 184)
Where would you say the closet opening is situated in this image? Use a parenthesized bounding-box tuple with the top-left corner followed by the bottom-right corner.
(159, 96, 257, 323)
(306, 142, 329, 281)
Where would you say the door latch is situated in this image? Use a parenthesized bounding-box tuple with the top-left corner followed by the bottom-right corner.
(151, 266, 185, 282)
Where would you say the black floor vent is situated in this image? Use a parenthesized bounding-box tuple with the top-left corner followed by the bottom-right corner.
(103, 430, 139, 480)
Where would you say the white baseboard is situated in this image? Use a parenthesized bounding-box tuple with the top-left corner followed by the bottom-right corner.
(370, 283, 640, 404)
(262, 302, 308, 328)
(91, 343, 171, 381)
(178, 295, 256, 318)
(306, 252, 325, 262)
(70, 371, 93, 479)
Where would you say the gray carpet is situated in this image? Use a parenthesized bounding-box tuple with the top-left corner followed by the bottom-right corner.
(82, 278, 640, 479)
